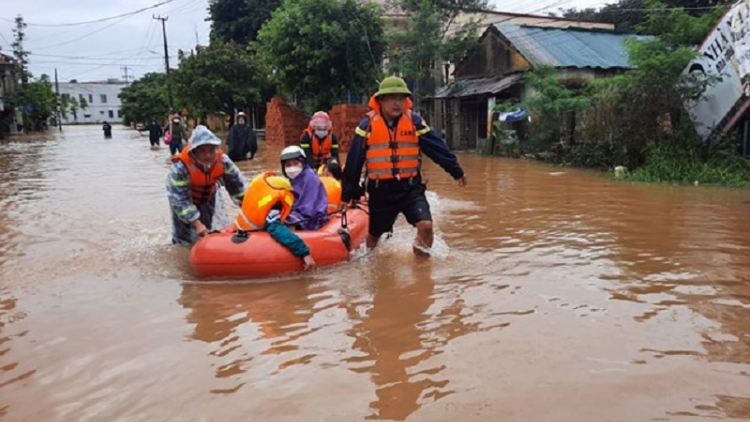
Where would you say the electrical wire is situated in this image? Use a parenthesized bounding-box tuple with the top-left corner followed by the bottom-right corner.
(0, 0, 178, 27)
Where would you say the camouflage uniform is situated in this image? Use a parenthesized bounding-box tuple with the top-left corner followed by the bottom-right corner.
(166, 128, 248, 246)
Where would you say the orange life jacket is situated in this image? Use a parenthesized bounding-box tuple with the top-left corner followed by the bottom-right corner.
(303, 126, 333, 167)
(363, 96, 420, 181)
(320, 176, 342, 212)
(172, 147, 225, 204)
(235, 172, 295, 231)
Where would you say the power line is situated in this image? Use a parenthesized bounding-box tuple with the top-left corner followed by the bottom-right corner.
(32, 60, 157, 66)
(33, 53, 164, 61)
(0, 0, 178, 27)
(0, 30, 9, 48)
(30, 14, 137, 51)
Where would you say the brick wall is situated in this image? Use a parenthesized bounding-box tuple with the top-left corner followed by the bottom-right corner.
(329, 104, 368, 153)
(265, 96, 308, 147)
(265, 98, 370, 153)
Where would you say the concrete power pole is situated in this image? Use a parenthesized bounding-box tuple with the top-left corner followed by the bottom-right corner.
(121, 66, 133, 84)
(153, 15, 173, 112)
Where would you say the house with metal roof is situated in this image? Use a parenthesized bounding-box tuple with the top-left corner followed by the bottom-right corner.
(429, 22, 649, 151)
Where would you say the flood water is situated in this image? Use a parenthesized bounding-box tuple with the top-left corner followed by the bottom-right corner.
(1, 125, 749, 421)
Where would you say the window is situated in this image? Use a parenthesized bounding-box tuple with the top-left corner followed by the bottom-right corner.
(117, 110, 122, 118)
(100, 94, 107, 103)
(108, 110, 114, 118)
(88, 94, 93, 103)
(99, 111, 105, 115)
(79, 94, 85, 103)
(84, 114, 91, 118)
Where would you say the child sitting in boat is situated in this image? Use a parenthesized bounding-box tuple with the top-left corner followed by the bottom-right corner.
(235, 173, 316, 270)
(317, 157, 343, 180)
(317, 158, 343, 212)
(280, 146, 330, 231)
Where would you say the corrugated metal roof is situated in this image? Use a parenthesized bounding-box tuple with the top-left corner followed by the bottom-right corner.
(493, 22, 649, 69)
(432, 73, 524, 99)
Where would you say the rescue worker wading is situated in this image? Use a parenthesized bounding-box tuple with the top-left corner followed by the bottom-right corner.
(300, 111, 339, 169)
(341, 76, 467, 256)
(167, 125, 248, 245)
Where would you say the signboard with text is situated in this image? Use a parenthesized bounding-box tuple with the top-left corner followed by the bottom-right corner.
(686, 0, 750, 140)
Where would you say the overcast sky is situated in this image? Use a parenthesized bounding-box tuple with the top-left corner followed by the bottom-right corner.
(0, 0, 615, 83)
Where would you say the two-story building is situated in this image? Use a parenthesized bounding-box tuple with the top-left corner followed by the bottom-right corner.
(57, 81, 127, 124)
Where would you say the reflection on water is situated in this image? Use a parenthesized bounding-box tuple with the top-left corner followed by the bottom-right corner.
(345, 263, 443, 420)
(0, 127, 748, 421)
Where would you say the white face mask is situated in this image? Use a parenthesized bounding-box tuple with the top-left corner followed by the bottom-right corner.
(315, 129, 328, 138)
(285, 165, 303, 179)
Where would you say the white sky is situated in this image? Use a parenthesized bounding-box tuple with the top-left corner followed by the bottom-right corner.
(0, 0, 615, 82)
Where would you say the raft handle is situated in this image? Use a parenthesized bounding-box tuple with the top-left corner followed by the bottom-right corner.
(231, 229, 250, 244)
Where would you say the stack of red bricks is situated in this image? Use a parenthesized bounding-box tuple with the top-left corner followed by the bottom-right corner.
(329, 104, 368, 154)
(265, 96, 308, 147)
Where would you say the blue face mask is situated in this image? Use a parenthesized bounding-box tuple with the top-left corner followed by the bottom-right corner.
(315, 129, 328, 138)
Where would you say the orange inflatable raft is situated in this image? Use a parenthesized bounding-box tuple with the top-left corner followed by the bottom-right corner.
(190, 206, 369, 278)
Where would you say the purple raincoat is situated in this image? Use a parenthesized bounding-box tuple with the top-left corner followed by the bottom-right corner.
(287, 166, 330, 231)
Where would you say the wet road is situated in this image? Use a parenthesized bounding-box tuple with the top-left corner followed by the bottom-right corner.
(1, 125, 749, 421)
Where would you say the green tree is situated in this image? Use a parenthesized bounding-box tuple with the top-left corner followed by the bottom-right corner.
(68, 96, 80, 122)
(558, 0, 730, 32)
(11, 15, 30, 83)
(257, 0, 386, 111)
(119, 72, 170, 125)
(58, 94, 81, 122)
(59, 93, 70, 119)
(581, 1, 725, 167)
(12, 74, 56, 131)
(387, 0, 489, 108)
(208, 0, 283, 45)
(171, 42, 269, 119)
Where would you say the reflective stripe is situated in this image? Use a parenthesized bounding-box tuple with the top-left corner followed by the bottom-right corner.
(225, 165, 236, 174)
(179, 207, 193, 216)
(369, 142, 418, 150)
(300, 143, 310, 148)
(258, 194, 273, 208)
(416, 125, 431, 136)
(232, 191, 245, 199)
(368, 167, 419, 176)
(170, 178, 189, 187)
(355, 127, 368, 137)
(332, 144, 339, 149)
(238, 211, 262, 230)
(367, 154, 420, 163)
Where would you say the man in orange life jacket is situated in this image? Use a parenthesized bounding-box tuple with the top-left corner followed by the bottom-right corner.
(341, 76, 467, 255)
(300, 111, 339, 169)
(167, 125, 248, 245)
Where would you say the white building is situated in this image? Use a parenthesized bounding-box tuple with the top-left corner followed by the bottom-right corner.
(57, 81, 127, 124)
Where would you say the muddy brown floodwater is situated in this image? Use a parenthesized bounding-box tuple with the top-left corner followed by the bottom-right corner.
(1, 125, 749, 421)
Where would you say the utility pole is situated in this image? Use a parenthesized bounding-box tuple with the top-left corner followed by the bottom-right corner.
(54, 68, 62, 131)
(121, 66, 133, 84)
(153, 15, 173, 112)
